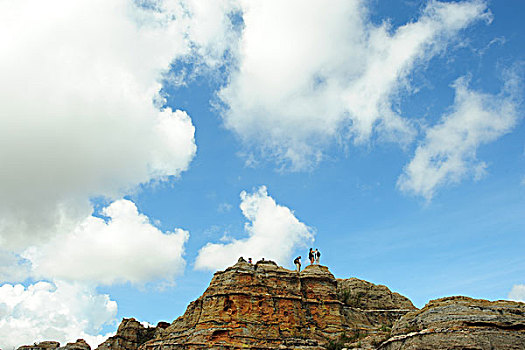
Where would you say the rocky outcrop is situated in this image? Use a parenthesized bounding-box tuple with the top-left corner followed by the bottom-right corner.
(59, 339, 90, 350)
(335, 278, 416, 349)
(139, 259, 414, 350)
(17, 339, 90, 350)
(379, 296, 525, 350)
(95, 318, 165, 350)
(18, 341, 60, 350)
(338, 278, 415, 330)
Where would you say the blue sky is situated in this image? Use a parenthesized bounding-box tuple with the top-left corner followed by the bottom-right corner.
(0, 0, 524, 348)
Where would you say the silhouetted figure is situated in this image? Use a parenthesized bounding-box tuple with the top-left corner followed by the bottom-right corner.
(308, 248, 314, 265)
(294, 256, 301, 272)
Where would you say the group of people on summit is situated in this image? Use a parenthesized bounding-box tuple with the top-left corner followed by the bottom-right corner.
(294, 248, 320, 272)
(240, 248, 321, 272)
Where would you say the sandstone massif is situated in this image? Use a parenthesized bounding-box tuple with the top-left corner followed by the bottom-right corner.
(139, 259, 415, 350)
(16, 259, 525, 350)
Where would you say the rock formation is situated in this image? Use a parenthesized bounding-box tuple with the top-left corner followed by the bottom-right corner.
(60, 339, 91, 350)
(139, 259, 415, 349)
(16, 260, 525, 350)
(17, 339, 90, 350)
(18, 341, 61, 350)
(379, 296, 525, 350)
(95, 318, 166, 350)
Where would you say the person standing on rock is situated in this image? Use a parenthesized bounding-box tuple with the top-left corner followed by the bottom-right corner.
(308, 248, 314, 265)
(294, 256, 301, 272)
(314, 249, 321, 264)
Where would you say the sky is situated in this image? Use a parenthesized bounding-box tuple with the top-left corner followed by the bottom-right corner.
(0, 0, 524, 348)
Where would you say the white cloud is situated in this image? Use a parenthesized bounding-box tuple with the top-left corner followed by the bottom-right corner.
(1, 199, 187, 346)
(218, 0, 490, 169)
(0, 1, 243, 343)
(23, 199, 188, 286)
(0, 280, 116, 349)
(0, 0, 243, 250)
(195, 186, 314, 270)
(397, 75, 520, 200)
(508, 284, 525, 302)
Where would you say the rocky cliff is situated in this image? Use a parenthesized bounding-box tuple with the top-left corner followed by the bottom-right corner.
(138, 259, 415, 350)
(16, 260, 525, 350)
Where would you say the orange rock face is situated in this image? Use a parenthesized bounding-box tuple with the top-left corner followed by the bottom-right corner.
(140, 260, 414, 349)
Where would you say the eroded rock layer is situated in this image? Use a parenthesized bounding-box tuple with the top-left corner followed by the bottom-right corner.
(379, 296, 525, 350)
(18, 341, 61, 350)
(140, 260, 414, 350)
(18, 339, 90, 350)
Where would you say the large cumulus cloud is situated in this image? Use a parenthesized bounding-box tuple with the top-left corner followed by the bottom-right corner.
(218, 0, 491, 169)
(0, 0, 241, 249)
(23, 200, 189, 285)
(0, 0, 238, 345)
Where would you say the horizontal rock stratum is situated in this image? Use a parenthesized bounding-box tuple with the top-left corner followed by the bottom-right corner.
(96, 259, 416, 350)
(379, 296, 525, 350)
(16, 259, 525, 350)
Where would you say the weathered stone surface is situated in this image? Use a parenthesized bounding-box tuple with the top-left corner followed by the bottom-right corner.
(59, 339, 90, 350)
(95, 318, 156, 350)
(17, 339, 90, 350)
(337, 277, 416, 333)
(337, 278, 415, 310)
(379, 296, 525, 350)
(139, 260, 412, 350)
(18, 341, 60, 350)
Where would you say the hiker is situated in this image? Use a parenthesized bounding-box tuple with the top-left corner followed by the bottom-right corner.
(248, 258, 252, 264)
(294, 256, 301, 272)
(315, 249, 321, 264)
(308, 248, 314, 265)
